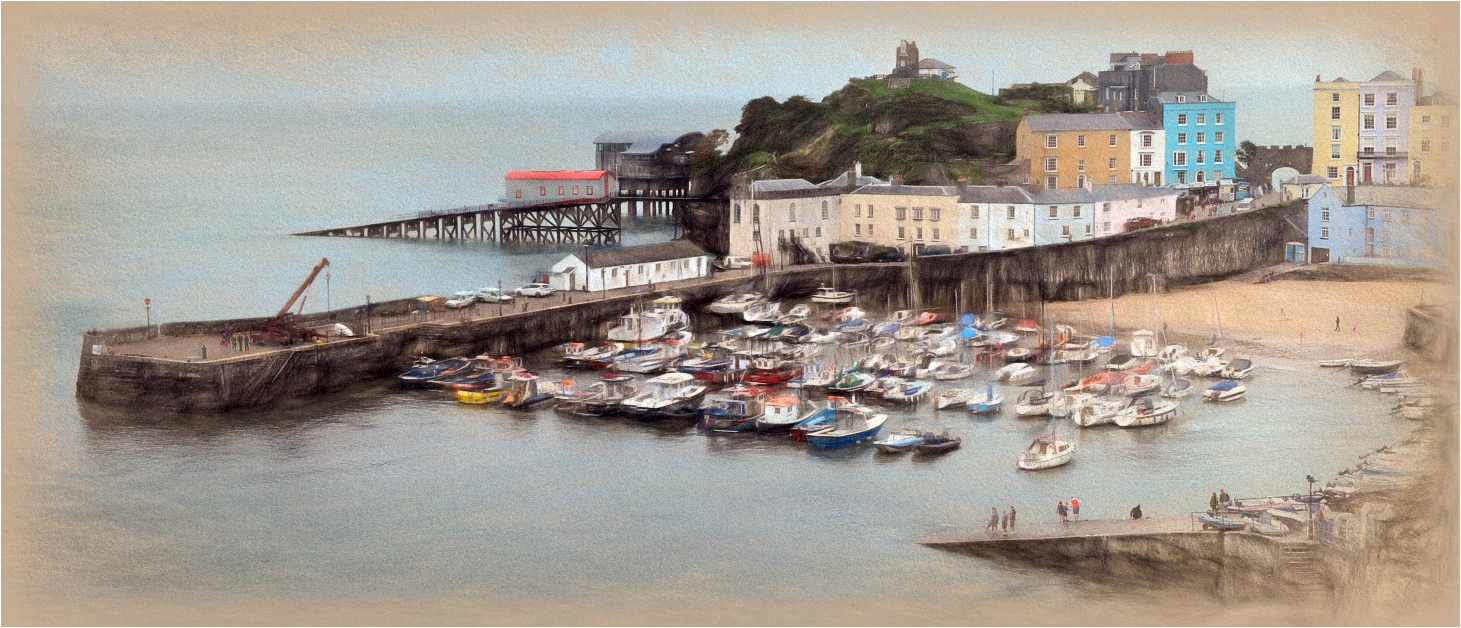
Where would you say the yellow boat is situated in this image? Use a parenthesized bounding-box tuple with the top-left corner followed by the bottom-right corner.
(456, 389, 509, 404)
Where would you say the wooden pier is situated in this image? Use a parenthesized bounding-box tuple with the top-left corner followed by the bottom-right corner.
(293, 195, 699, 245)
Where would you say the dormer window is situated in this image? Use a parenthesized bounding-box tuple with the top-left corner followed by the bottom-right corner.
(1199, 95, 1208, 102)
(1175, 95, 1186, 103)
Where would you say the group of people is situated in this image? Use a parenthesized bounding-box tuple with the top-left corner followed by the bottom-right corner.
(985, 506, 1017, 535)
(220, 326, 252, 352)
(1056, 497, 1081, 523)
(1209, 488, 1232, 514)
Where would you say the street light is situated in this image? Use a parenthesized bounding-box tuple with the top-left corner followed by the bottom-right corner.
(144, 298, 151, 337)
(1306, 474, 1317, 539)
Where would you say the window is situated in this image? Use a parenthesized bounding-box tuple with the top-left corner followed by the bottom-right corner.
(1196, 113, 1206, 125)
(1178, 133, 1187, 144)
(1048, 206, 1059, 219)
(515, 189, 523, 198)
(1007, 228, 1016, 240)
(587, 186, 594, 195)
(1214, 150, 1223, 164)
(1384, 208, 1392, 221)
(898, 226, 906, 240)
(969, 227, 979, 239)
(896, 207, 907, 220)
(1108, 175, 1116, 184)
(1321, 209, 1330, 222)
(1044, 156, 1058, 172)
(1141, 133, 1153, 148)
(1007, 206, 1016, 219)
(1320, 227, 1330, 240)
(611, 268, 618, 278)
(1422, 138, 1431, 152)
(1062, 225, 1071, 237)
(970, 206, 980, 219)
(1331, 144, 1341, 159)
(1196, 151, 1205, 164)
(752, 204, 760, 223)
(1139, 153, 1152, 167)
(1073, 205, 1082, 218)
(1386, 92, 1398, 106)
(815, 227, 822, 237)
(1383, 162, 1396, 180)
(1331, 107, 1341, 121)
(540, 186, 547, 196)
(1422, 115, 1432, 130)
(1085, 224, 1092, 234)
(1384, 136, 1397, 155)
(1178, 113, 1188, 125)
(733, 204, 741, 223)
(1076, 174, 1086, 187)
(1024, 229, 1030, 238)
(821, 201, 829, 219)
(1109, 157, 1117, 169)
(1332, 92, 1340, 103)
(1078, 159, 1085, 172)
(1078, 134, 1086, 147)
(1176, 170, 1186, 184)
(1103, 202, 1112, 213)
(1402, 210, 1410, 224)
(788, 203, 796, 221)
(1200, 95, 1209, 103)
(1045, 134, 1058, 148)
(1045, 176, 1057, 190)
(1385, 114, 1397, 130)
(1445, 116, 1452, 128)
(1327, 166, 1339, 179)
(929, 208, 941, 221)
(1197, 132, 1206, 144)
(1214, 132, 1224, 143)
(1103, 221, 1111, 232)
(867, 224, 873, 235)
(1362, 137, 1374, 155)
(1367, 207, 1376, 219)
(867, 206, 874, 218)
(573, 185, 580, 194)
(912, 207, 924, 220)
(1364, 93, 1375, 107)
(854, 204, 861, 217)
(1215, 112, 1223, 124)
(1172, 151, 1187, 166)
(802, 229, 809, 237)
(558, 186, 565, 195)
(855, 224, 862, 235)
(932, 228, 940, 241)
(1109, 134, 1118, 146)
(1363, 113, 1374, 130)
(1332, 126, 1342, 141)
(1175, 95, 1186, 103)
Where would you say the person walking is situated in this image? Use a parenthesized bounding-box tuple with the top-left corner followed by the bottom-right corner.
(1210, 492, 1219, 513)
(987, 507, 1000, 533)
(1008, 505, 1017, 532)
(1070, 496, 1081, 522)
(1335, 316, 1341, 331)
(1000, 510, 1008, 535)
(1056, 501, 1068, 523)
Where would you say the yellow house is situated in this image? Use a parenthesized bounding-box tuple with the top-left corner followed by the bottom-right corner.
(1015, 112, 1158, 190)
(1410, 94, 1457, 187)
(840, 177, 962, 256)
(1311, 77, 1362, 185)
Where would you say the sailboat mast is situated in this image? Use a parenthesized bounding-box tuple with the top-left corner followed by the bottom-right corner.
(1108, 267, 1116, 332)
(1211, 285, 1223, 338)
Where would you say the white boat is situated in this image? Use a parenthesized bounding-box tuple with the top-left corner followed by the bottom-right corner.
(1014, 389, 1053, 417)
(934, 387, 975, 409)
(805, 328, 841, 344)
(830, 306, 867, 323)
(888, 310, 915, 324)
(893, 325, 920, 341)
(870, 336, 896, 353)
(1049, 392, 1095, 418)
(931, 362, 974, 381)
(1162, 377, 1195, 399)
(1199, 346, 1226, 360)
(1203, 380, 1246, 402)
(1112, 396, 1179, 427)
(1072, 396, 1127, 427)
(1318, 357, 1353, 368)
(810, 284, 855, 304)
(1018, 435, 1075, 470)
(1106, 353, 1139, 371)
(754, 395, 806, 433)
(620, 372, 708, 418)
(967, 387, 1005, 414)
(1130, 330, 1157, 357)
(1119, 374, 1161, 397)
(1349, 359, 1403, 375)
(613, 343, 687, 374)
(776, 303, 812, 325)
(606, 301, 684, 342)
(705, 292, 764, 314)
(1166, 355, 1201, 376)
(1158, 344, 1188, 362)
(1190, 356, 1228, 378)
(1220, 358, 1253, 379)
(743, 300, 783, 323)
(998, 362, 1036, 382)
(923, 337, 959, 357)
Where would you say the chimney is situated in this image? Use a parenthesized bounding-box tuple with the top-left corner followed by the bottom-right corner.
(1414, 67, 1424, 98)
(1347, 184, 1355, 205)
(855, 161, 862, 178)
(1316, 74, 1321, 83)
(1023, 107, 1030, 116)
(891, 174, 905, 186)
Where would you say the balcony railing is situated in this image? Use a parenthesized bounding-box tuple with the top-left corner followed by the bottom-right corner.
(1357, 151, 1408, 160)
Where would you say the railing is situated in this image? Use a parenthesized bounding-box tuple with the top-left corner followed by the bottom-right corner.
(390, 204, 497, 221)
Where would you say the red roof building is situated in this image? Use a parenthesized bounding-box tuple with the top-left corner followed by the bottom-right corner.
(504, 170, 617, 203)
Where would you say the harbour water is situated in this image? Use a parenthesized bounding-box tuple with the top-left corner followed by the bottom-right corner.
(7, 102, 1413, 623)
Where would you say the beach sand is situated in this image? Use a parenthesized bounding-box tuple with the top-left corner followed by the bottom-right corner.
(1044, 277, 1448, 363)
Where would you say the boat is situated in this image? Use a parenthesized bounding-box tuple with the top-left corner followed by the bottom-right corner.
(1248, 513, 1291, 537)
(931, 362, 973, 381)
(1190, 357, 1228, 378)
(1130, 330, 1157, 357)
(934, 387, 975, 409)
(1158, 344, 1188, 362)
(550, 378, 599, 414)
(1196, 513, 1248, 531)
(1220, 358, 1254, 379)
(838, 318, 871, 334)
(1349, 359, 1403, 375)
(456, 386, 510, 405)
(1066, 370, 1125, 394)
(882, 380, 933, 405)
(997, 362, 1035, 382)
(705, 292, 764, 314)
(1119, 374, 1161, 397)
(1199, 347, 1226, 360)
(1014, 318, 1040, 334)
(1165, 355, 1201, 376)
(1072, 396, 1127, 427)
(1049, 392, 1095, 419)
(1017, 435, 1074, 470)
(828, 371, 876, 394)
(873, 428, 926, 454)
(573, 374, 638, 417)
(1004, 347, 1034, 362)
(503, 373, 558, 409)
(620, 372, 708, 419)
(754, 395, 806, 433)
(869, 336, 896, 353)
(613, 344, 687, 374)
(1162, 377, 1194, 399)
(975, 311, 1008, 330)
(862, 376, 902, 399)
(399, 356, 474, 388)
(787, 397, 849, 439)
(743, 356, 804, 385)
(1202, 380, 1246, 402)
(1318, 357, 1353, 368)
(893, 325, 920, 341)
(913, 311, 939, 326)
(888, 310, 915, 324)
(1359, 369, 1411, 389)
(1014, 389, 1053, 417)
(804, 328, 841, 344)
(698, 385, 769, 432)
(588, 347, 653, 371)
(805, 405, 888, 450)
(1112, 396, 1179, 427)
(871, 321, 902, 337)
(795, 362, 837, 388)
(776, 323, 812, 342)
(560, 342, 622, 369)
(776, 303, 812, 325)
(425, 359, 500, 390)
(913, 431, 961, 455)
(606, 298, 689, 342)
(810, 284, 855, 304)
(1105, 352, 1139, 371)
(743, 300, 783, 324)
(967, 385, 1005, 414)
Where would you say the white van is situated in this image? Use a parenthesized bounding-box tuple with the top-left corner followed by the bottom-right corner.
(1235, 198, 1254, 212)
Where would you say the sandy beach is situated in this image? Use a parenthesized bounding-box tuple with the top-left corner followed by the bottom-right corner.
(1043, 277, 1450, 363)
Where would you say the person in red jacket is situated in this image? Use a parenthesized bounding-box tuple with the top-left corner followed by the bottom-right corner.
(1070, 496, 1081, 521)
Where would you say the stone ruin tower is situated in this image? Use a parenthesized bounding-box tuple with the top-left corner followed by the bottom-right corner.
(892, 40, 920, 78)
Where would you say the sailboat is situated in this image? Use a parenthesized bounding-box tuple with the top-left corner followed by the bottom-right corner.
(1018, 311, 1076, 470)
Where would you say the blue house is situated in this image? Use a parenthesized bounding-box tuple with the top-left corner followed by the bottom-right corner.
(1305, 184, 1443, 266)
(1158, 93, 1237, 193)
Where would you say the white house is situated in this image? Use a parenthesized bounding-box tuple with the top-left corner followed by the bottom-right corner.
(549, 240, 710, 292)
(1130, 128, 1167, 185)
(727, 167, 882, 266)
(957, 183, 1179, 250)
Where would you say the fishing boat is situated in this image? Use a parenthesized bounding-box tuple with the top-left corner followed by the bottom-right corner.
(913, 430, 961, 455)
(456, 386, 510, 405)
(1130, 330, 1157, 357)
(1349, 359, 1403, 375)
(934, 387, 975, 409)
(606, 298, 689, 342)
(1162, 377, 1195, 399)
(1072, 396, 1127, 427)
(1014, 389, 1053, 417)
(1112, 396, 1179, 427)
(882, 380, 933, 405)
(967, 385, 1005, 414)
(805, 405, 887, 450)
(776, 303, 812, 325)
(743, 356, 804, 385)
(550, 378, 599, 414)
(931, 362, 973, 381)
(1017, 435, 1074, 470)
(620, 372, 708, 419)
(705, 292, 764, 314)
(1202, 380, 1246, 402)
(1220, 358, 1254, 379)
(698, 385, 769, 432)
(787, 396, 849, 439)
(810, 284, 855, 304)
(754, 395, 805, 433)
(828, 370, 876, 394)
(873, 428, 926, 454)
(795, 362, 837, 388)
(743, 300, 783, 324)
(399, 356, 475, 388)
(503, 373, 558, 409)
(573, 374, 638, 417)
(560, 342, 622, 369)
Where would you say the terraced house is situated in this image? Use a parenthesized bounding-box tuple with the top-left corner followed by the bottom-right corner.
(726, 169, 883, 266)
(1015, 112, 1161, 189)
(840, 177, 961, 257)
(958, 184, 1178, 251)
(1310, 70, 1419, 185)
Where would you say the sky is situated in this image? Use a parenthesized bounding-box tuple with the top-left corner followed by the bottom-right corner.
(5, 3, 1459, 146)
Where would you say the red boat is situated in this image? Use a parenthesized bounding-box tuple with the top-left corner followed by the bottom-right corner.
(914, 311, 939, 326)
(743, 356, 804, 385)
(1014, 318, 1040, 334)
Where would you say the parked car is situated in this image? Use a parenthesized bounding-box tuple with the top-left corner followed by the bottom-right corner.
(917, 245, 952, 257)
(515, 282, 555, 297)
(476, 288, 514, 303)
(1124, 217, 1161, 231)
(444, 298, 473, 309)
(452, 290, 479, 303)
(1235, 198, 1254, 212)
(830, 241, 907, 264)
(712, 255, 753, 270)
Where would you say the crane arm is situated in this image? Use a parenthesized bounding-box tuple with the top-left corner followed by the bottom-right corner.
(275, 258, 330, 318)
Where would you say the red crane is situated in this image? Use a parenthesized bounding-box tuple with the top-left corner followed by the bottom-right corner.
(253, 258, 330, 345)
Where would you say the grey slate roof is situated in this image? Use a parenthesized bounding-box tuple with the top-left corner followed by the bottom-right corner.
(817, 172, 888, 188)
(593, 131, 683, 146)
(919, 58, 955, 70)
(751, 179, 816, 193)
(1368, 70, 1411, 83)
(1284, 174, 1329, 185)
(1031, 188, 1098, 204)
(1024, 111, 1161, 131)
(848, 184, 961, 196)
(1153, 64, 1208, 93)
(1156, 92, 1223, 104)
(580, 240, 708, 269)
(958, 186, 1035, 204)
(1347, 186, 1445, 211)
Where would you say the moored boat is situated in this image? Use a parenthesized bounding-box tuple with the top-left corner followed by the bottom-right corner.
(620, 372, 708, 419)
(805, 405, 887, 450)
(503, 373, 558, 409)
(931, 362, 974, 381)
(743, 300, 783, 324)
(934, 387, 975, 409)
(873, 428, 926, 454)
(1112, 396, 1178, 427)
(967, 385, 1005, 414)
(810, 284, 855, 304)
(698, 385, 769, 432)
(913, 430, 961, 455)
(1349, 359, 1403, 375)
(1014, 389, 1053, 417)
(1017, 435, 1074, 470)
(882, 380, 933, 405)
(1162, 377, 1194, 399)
(573, 374, 638, 417)
(1220, 358, 1254, 379)
(744, 356, 804, 385)
(705, 291, 764, 314)
(399, 356, 475, 388)
(1130, 330, 1157, 357)
(754, 395, 805, 433)
(1202, 380, 1246, 402)
(1071, 396, 1126, 427)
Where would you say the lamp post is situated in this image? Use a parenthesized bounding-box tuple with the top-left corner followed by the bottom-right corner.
(326, 272, 331, 313)
(144, 298, 151, 337)
(1306, 474, 1317, 540)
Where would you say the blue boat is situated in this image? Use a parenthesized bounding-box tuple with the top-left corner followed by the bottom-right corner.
(838, 318, 871, 334)
(398, 357, 474, 388)
(699, 386, 769, 432)
(805, 405, 888, 450)
(872, 321, 901, 337)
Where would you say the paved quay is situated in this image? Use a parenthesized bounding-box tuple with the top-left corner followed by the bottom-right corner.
(918, 515, 1198, 546)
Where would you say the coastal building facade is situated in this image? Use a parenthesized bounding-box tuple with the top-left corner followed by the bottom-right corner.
(726, 169, 883, 266)
(1097, 50, 1208, 113)
(504, 170, 618, 204)
(957, 184, 1180, 251)
(1310, 71, 1419, 186)
(840, 178, 962, 256)
(592, 131, 704, 196)
(549, 240, 710, 292)
(1304, 185, 1443, 266)
(1015, 112, 1161, 189)
(1157, 93, 1238, 188)
(1409, 86, 1457, 186)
